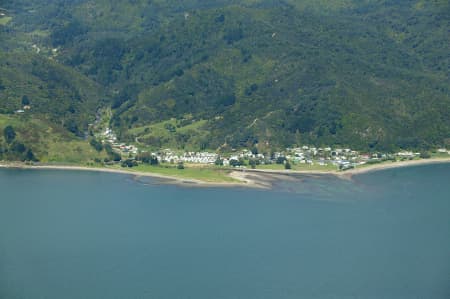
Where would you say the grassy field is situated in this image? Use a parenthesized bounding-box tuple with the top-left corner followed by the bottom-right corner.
(129, 118, 209, 150)
(256, 163, 338, 172)
(431, 152, 450, 159)
(0, 16, 12, 25)
(108, 163, 239, 183)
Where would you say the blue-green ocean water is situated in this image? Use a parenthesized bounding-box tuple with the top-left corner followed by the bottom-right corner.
(0, 164, 449, 299)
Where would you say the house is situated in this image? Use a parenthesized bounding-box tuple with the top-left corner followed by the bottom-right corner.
(397, 151, 414, 158)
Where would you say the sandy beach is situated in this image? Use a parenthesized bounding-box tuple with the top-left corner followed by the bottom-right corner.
(240, 157, 450, 177)
(341, 158, 450, 177)
(1, 157, 449, 188)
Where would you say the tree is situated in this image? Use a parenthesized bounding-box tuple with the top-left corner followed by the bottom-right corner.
(89, 138, 103, 152)
(420, 152, 431, 159)
(64, 119, 81, 136)
(136, 152, 151, 163)
(104, 143, 114, 154)
(251, 146, 258, 155)
(150, 156, 159, 165)
(4, 126, 16, 144)
(215, 157, 224, 166)
(284, 161, 292, 170)
(25, 149, 39, 162)
(22, 95, 30, 106)
(110, 152, 122, 162)
(121, 159, 137, 167)
(276, 156, 286, 164)
(11, 141, 26, 153)
(136, 152, 158, 165)
(177, 162, 185, 169)
(229, 159, 241, 167)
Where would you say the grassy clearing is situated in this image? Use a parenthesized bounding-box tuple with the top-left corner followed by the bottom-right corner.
(109, 163, 239, 183)
(129, 118, 209, 150)
(0, 16, 12, 25)
(41, 140, 106, 163)
(431, 153, 450, 159)
(291, 163, 338, 172)
(256, 163, 338, 172)
(130, 119, 207, 136)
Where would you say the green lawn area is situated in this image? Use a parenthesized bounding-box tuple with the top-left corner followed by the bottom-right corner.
(0, 16, 12, 25)
(41, 140, 106, 164)
(109, 164, 239, 183)
(256, 163, 338, 172)
(255, 164, 285, 170)
(431, 152, 450, 159)
(291, 163, 338, 172)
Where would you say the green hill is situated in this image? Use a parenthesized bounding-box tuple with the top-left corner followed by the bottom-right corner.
(0, 114, 107, 163)
(1, 0, 449, 153)
(0, 51, 105, 136)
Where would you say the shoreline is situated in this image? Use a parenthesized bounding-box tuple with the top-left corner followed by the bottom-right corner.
(1, 157, 449, 188)
(232, 157, 450, 180)
(339, 158, 450, 177)
(0, 163, 269, 189)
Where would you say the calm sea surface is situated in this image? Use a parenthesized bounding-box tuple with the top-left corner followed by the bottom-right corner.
(0, 164, 449, 299)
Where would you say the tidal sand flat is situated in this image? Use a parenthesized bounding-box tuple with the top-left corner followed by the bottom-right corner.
(0, 163, 449, 299)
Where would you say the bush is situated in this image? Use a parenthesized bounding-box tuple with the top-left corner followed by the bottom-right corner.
(229, 159, 241, 167)
(284, 161, 292, 170)
(136, 152, 159, 165)
(215, 158, 224, 166)
(22, 95, 30, 106)
(25, 149, 38, 162)
(89, 138, 103, 152)
(4, 125, 16, 144)
(110, 152, 122, 162)
(121, 159, 137, 168)
(11, 141, 26, 153)
(420, 152, 431, 159)
(276, 156, 286, 164)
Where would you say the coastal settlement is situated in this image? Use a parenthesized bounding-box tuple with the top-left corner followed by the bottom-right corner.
(97, 127, 450, 171)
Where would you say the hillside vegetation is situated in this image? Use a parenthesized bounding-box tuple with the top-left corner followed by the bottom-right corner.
(0, 115, 107, 163)
(1, 0, 449, 155)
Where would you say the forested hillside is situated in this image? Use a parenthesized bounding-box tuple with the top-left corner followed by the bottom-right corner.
(1, 0, 449, 153)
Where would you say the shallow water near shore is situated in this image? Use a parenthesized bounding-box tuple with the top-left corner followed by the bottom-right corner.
(0, 164, 449, 299)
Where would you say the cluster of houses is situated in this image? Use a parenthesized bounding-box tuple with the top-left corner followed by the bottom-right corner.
(99, 128, 138, 155)
(147, 150, 218, 164)
(97, 128, 448, 169)
(140, 146, 367, 169)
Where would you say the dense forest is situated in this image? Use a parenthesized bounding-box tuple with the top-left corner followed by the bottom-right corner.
(1, 0, 449, 155)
